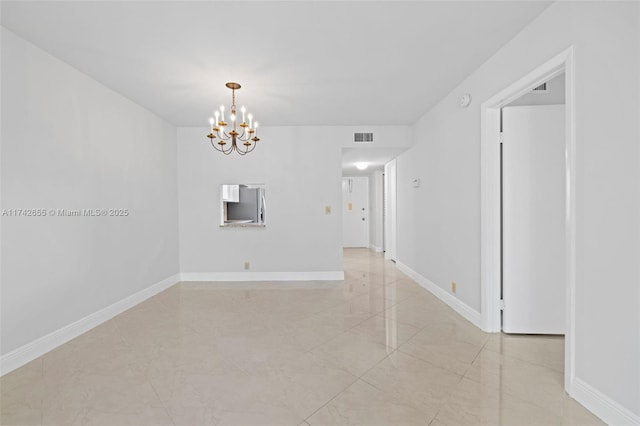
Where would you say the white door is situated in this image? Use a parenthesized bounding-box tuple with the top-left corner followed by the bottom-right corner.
(502, 105, 565, 334)
(342, 177, 369, 247)
(384, 160, 397, 261)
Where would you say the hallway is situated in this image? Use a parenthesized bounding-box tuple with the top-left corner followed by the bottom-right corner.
(1, 249, 603, 425)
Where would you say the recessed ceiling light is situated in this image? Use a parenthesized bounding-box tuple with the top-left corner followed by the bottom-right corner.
(355, 162, 368, 170)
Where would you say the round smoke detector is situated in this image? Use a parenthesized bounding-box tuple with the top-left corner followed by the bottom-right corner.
(460, 93, 472, 108)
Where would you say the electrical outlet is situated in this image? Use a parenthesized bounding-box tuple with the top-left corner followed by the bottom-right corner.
(451, 281, 457, 293)
(244, 261, 250, 270)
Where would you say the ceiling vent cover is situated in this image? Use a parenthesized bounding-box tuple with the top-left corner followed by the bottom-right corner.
(354, 132, 374, 143)
(532, 82, 547, 92)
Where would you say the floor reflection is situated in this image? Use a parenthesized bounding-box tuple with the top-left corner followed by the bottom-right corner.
(0, 248, 602, 426)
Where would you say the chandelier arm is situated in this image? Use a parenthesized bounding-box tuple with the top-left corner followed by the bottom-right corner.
(241, 128, 254, 142)
(210, 139, 224, 153)
(239, 143, 255, 155)
(235, 142, 249, 155)
(211, 139, 229, 155)
(217, 129, 231, 140)
(212, 138, 237, 155)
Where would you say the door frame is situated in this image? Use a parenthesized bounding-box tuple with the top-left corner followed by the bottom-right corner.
(480, 46, 576, 393)
(382, 172, 386, 253)
(383, 159, 397, 261)
(369, 170, 385, 252)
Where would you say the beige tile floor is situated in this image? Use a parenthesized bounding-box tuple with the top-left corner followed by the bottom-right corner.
(1, 249, 604, 426)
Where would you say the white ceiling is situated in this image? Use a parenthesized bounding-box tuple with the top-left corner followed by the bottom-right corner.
(1, 1, 551, 127)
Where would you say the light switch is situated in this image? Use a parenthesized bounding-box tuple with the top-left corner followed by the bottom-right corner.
(325, 206, 332, 215)
(348, 202, 353, 211)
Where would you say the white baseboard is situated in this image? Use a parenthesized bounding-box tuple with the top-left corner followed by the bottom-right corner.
(0, 273, 180, 377)
(572, 377, 640, 425)
(180, 271, 344, 282)
(368, 244, 383, 253)
(395, 261, 482, 328)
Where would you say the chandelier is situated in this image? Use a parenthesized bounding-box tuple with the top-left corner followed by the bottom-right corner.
(207, 82, 260, 155)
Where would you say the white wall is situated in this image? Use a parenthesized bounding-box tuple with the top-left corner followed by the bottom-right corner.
(177, 125, 343, 276)
(395, 1, 639, 419)
(0, 28, 180, 356)
(178, 126, 410, 277)
(368, 170, 384, 252)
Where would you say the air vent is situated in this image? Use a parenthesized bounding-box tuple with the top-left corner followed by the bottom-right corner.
(532, 82, 547, 92)
(354, 132, 374, 143)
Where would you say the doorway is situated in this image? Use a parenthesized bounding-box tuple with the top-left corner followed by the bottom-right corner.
(501, 102, 565, 334)
(342, 177, 369, 248)
(480, 47, 576, 392)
